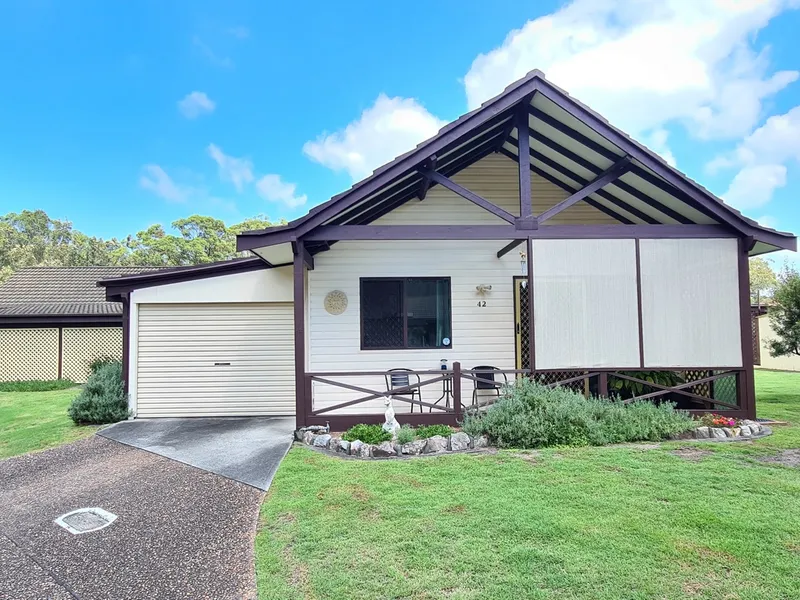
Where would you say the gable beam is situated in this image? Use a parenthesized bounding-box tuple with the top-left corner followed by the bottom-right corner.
(537, 157, 631, 224)
(303, 224, 737, 242)
(417, 156, 436, 200)
(417, 167, 517, 224)
(516, 103, 535, 228)
(497, 147, 634, 225)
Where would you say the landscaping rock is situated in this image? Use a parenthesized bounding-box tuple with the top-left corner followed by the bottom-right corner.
(313, 434, 332, 448)
(751, 423, 763, 435)
(723, 428, 734, 437)
(695, 426, 710, 439)
(423, 435, 448, 454)
(472, 435, 490, 449)
(449, 432, 471, 451)
(372, 441, 396, 457)
(739, 425, 751, 437)
(326, 437, 342, 452)
(711, 428, 727, 439)
(358, 443, 372, 458)
(350, 440, 364, 456)
(401, 440, 427, 455)
(337, 439, 351, 454)
(303, 431, 316, 445)
(731, 427, 741, 437)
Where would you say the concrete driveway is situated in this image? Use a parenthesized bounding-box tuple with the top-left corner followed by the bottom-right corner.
(99, 416, 294, 490)
(0, 436, 264, 600)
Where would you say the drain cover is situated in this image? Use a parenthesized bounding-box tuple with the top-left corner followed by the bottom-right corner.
(55, 508, 117, 535)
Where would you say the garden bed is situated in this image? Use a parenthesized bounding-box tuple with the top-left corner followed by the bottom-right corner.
(295, 426, 490, 458)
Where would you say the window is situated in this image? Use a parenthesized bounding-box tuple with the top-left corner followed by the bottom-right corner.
(360, 278, 452, 349)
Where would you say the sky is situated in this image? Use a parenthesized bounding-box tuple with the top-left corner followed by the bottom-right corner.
(1, 0, 799, 265)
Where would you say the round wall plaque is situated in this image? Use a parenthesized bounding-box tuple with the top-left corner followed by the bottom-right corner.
(324, 290, 348, 315)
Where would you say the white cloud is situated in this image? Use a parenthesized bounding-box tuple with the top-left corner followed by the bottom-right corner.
(303, 94, 447, 182)
(256, 174, 307, 208)
(207, 144, 254, 192)
(177, 91, 216, 119)
(463, 0, 799, 142)
(645, 128, 677, 167)
(139, 165, 192, 202)
(722, 164, 787, 210)
(709, 105, 800, 209)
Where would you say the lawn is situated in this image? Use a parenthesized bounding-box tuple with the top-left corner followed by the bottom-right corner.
(0, 387, 96, 459)
(256, 370, 800, 600)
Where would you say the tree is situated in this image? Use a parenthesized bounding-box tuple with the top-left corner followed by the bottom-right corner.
(750, 257, 777, 307)
(0, 209, 283, 282)
(766, 264, 800, 358)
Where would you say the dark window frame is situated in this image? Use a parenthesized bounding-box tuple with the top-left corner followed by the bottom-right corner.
(359, 276, 453, 351)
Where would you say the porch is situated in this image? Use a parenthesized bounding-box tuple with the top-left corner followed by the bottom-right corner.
(301, 364, 748, 430)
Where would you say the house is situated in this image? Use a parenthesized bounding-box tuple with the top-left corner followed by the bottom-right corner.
(99, 70, 796, 427)
(752, 306, 800, 372)
(0, 266, 161, 383)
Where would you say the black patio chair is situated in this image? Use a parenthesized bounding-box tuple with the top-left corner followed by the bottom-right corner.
(471, 365, 507, 408)
(385, 368, 422, 413)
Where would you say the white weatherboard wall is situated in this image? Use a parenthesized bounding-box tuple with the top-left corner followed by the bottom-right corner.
(308, 240, 522, 414)
(129, 267, 294, 417)
(639, 239, 742, 368)
(533, 239, 640, 369)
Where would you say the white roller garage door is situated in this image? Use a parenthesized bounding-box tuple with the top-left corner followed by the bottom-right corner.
(136, 303, 294, 417)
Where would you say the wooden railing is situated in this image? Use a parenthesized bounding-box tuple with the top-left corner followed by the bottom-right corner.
(303, 363, 745, 429)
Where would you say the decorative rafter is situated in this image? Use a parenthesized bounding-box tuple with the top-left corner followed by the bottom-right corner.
(417, 167, 517, 224)
(537, 157, 631, 224)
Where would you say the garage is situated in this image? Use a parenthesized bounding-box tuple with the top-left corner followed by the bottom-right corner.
(136, 303, 294, 417)
(98, 259, 296, 419)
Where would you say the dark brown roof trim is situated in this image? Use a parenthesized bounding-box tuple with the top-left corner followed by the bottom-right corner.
(0, 315, 121, 327)
(98, 257, 278, 299)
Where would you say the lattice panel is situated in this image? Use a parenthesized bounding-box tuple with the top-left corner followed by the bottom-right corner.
(751, 311, 761, 366)
(0, 328, 59, 381)
(62, 327, 123, 383)
(535, 371, 588, 394)
(683, 370, 712, 399)
(711, 371, 739, 409)
(516, 280, 531, 370)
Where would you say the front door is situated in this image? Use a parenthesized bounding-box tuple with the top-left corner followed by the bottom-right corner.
(513, 277, 530, 371)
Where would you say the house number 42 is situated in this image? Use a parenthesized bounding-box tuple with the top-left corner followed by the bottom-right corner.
(477, 300, 487, 307)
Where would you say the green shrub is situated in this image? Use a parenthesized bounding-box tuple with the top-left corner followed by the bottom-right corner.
(395, 424, 416, 445)
(67, 362, 128, 425)
(0, 379, 75, 392)
(89, 357, 119, 375)
(461, 378, 695, 449)
(341, 423, 392, 445)
(415, 424, 453, 439)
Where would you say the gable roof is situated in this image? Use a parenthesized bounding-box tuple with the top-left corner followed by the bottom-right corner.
(0, 266, 163, 321)
(237, 69, 795, 256)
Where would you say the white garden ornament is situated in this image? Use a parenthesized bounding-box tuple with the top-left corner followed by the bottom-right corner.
(382, 396, 400, 437)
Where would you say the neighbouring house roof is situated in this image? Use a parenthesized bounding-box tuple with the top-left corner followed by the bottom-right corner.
(236, 69, 796, 257)
(0, 266, 163, 324)
(97, 257, 269, 299)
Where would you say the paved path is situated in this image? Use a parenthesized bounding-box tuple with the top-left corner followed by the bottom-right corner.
(99, 417, 294, 490)
(0, 436, 264, 600)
